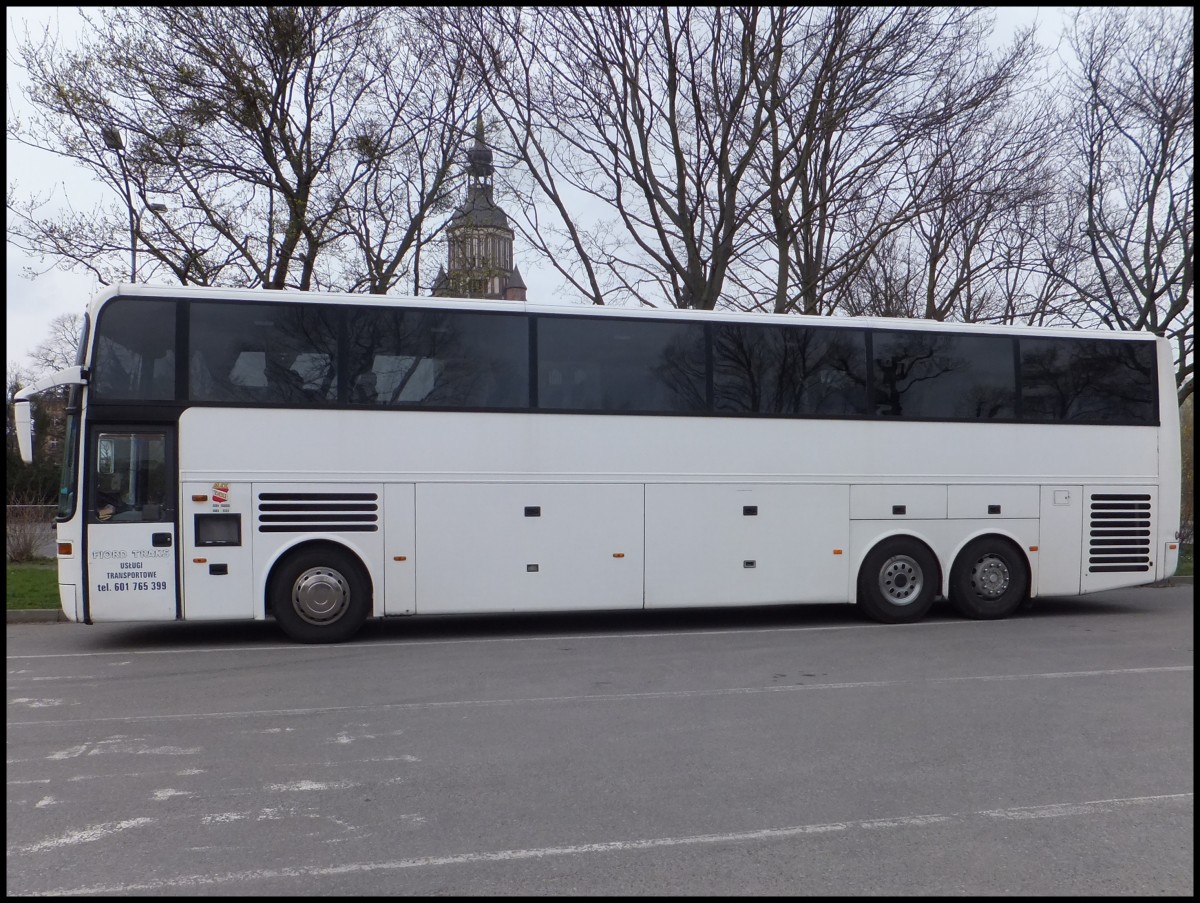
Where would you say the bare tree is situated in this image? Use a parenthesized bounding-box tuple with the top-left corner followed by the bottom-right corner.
(27, 312, 84, 376)
(468, 6, 795, 310)
(468, 8, 1041, 317)
(1054, 8, 1193, 403)
(458, 8, 609, 305)
(8, 7, 481, 294)
(740, 8, 1042, 317)
(327, 8, 483, 295)
(844, 89, 1060, 324)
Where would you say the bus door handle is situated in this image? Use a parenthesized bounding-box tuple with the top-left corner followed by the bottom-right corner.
(152, 532, 173, 548)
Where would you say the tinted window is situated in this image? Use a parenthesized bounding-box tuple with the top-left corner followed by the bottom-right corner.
(190, 302, 339, 404)
(870, 331, 1015, 420)
(537, 317, 706, 413)
(713, 323, 867, 416)
(1020, 338, 1157, 424)
(345, 308, 528, 409)
(92, 299, 176, 401)
(91, 430, 170, 523)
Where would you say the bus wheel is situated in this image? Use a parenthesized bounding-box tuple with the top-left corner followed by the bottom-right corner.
(949, 538, 1028, 620)
(270, 546, 371, 643)
(857, 538, 937, 624)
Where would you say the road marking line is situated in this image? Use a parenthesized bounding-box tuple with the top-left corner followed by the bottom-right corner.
(2, 618, 977, 660)
(24, 793, 1193, 895)
(8, 665, 1191, 729)
(14, 817, 154, 854)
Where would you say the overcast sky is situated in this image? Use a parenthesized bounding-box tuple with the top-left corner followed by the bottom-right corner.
(5, 6, 1070, 372)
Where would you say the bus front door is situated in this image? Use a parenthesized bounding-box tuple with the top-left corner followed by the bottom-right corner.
(84, 426, 178, 621)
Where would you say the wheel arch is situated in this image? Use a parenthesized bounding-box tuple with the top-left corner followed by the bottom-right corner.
(259, 536, 376, 620)
(853, 529, 943, 602)
(943, 530, 1032, 598)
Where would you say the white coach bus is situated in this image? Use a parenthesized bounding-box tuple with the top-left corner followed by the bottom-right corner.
(12, 285, 1182, 642)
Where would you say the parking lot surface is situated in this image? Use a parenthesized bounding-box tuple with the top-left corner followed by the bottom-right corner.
(6, 587, 1194, 895)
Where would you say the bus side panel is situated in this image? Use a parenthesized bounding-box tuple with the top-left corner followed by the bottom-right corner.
(56, 514, 83, 622)
(383, 483, 416, 616)
(58, 583, 79, 622)
(1155, 336, 1183, 581)
(848, 520, 1039, 602)
(85, 521, 176, 621)
(1037, 486, 1083, 597)
(180, 481, 255, 620)
(645, 483, 851, 608)
(250, 482, 386, 620)
(414, 483, 644, 614)
(1080, 484, 1158, 593)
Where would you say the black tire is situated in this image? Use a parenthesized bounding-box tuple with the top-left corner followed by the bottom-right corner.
(949, 537, 1028, 620)
(270, 545, 372, 643)
(857, 537, 938, 624)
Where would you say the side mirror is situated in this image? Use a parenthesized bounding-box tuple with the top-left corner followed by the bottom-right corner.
(12, 367, 87, 464)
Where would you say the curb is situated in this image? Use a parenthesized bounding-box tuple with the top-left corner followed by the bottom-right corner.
(7, 609, 69, 623)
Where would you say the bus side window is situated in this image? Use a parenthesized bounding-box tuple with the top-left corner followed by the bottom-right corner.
(96, 471, 127, 521)
(265, 352, 308, 403)
(542, 366, 566, 409)
(571, 367, 600, 409)
(541, 365, 596, 410)
(429, 357, 481, 406)
(352, 371, 379, 404)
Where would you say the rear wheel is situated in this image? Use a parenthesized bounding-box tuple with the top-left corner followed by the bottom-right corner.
(270, 546, 371, 643)
(857, 538, 938, 624)
(949, 537, 1028, 620)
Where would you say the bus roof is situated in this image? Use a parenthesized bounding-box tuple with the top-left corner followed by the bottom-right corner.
(87, 282, 1162, 344)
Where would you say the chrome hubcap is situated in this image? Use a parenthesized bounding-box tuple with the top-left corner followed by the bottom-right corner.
(970, 554, 1010, 600)
(291, 567, 351, 626)
(878, 555, 923, 606)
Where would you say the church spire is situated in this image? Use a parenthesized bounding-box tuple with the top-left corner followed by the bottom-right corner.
(466, 110, 494, 198)
(432, 110, 527, 300)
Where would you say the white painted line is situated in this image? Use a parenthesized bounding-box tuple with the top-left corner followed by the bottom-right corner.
(265, 780, 357, 792)
(14, 817, 154, 854)
(61, 767, 207, 783)
(9, 698, 68, 708)
(25, 793, 1193, 896)
(46, 739, 201, 758)
(152, 789, 192, 801)
(3, 617, 973, 660)
(7, 666, 1192, 729)
(272, 755, 420, 769)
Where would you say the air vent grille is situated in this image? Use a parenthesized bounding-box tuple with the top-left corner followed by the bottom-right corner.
(256, 492, 379, 533)
(1087, 493, 1151, 573)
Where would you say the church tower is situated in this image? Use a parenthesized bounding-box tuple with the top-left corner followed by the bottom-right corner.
(431, 113, 527, 301)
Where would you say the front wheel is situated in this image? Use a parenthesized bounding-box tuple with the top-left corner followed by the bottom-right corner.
(949, 537, 1028, 620)
(270, 546, 372, 643)
(857, 538, 938, 624)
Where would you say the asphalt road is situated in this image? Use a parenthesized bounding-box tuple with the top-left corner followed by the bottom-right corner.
(6, 587, 1194, 896)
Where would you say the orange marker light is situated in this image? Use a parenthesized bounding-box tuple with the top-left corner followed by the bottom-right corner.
(57, 542, 72, 556)
(394, 555, 408, 561)
(193, 558, 207, 564)
(1168, 543, 1178, 550)
(832, 549, 843, 555)
(1029, 546, 1039, 552)
(613, 553, 625, 558)
(191, 495, 208, 502)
